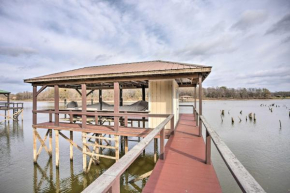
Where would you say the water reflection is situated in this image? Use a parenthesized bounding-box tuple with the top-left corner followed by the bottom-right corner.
(31, 136, 159, 193)
(0, 121, 23, 156)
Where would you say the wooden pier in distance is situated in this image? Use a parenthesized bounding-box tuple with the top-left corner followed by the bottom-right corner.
(0, 89, 24, 123)
(143, 114, 221, 192)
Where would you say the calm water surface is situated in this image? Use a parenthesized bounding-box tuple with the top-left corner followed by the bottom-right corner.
(0, 100, 289, 193)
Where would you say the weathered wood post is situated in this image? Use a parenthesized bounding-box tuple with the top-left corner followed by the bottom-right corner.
(114, 82, 120, 131)
(205, 130, 211, 164)
(194, 86, 197, 121)
(33, 86, 37, 125)
(99, 89, 102, 110)
(33, 86, 37, 162)
(160, 128, 165, 160)
(54, 85, 60, 167)
(49, 130, 52, 157)
(154, 138, 158, 163)
(83, 132, 87, 172)
(170, 115, 175, 135)
(55, 130, 60, 167)
(199, 74, 202, 137)
(70, 131, 73, 161)
(120, 88, 123, 106)
(81, 84, 87, 128)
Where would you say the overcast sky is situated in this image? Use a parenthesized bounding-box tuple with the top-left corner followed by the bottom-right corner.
(0, 0, 290, 93)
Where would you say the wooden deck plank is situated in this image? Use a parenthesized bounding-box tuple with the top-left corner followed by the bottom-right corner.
(143, 114, 222, 193)
(33, 122, 171, 138)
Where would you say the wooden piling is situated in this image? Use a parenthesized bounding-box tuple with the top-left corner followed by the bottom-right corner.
(70, 131, 73, 160)
(115, 135, 119, 161)
(160, 128, 165, 160)
(83, 132, 87, 172)
(49, 129, 52, 157)
(124, 136, 128, 154)
(55, 130, 60, 167)
(33, 127, 37, 163)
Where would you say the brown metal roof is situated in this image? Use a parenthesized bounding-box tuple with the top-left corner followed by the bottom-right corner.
(24, 60, 211, 86)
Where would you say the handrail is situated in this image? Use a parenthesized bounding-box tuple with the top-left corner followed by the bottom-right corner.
(200, 115, 265, 193)
(82, 114, 174, 193)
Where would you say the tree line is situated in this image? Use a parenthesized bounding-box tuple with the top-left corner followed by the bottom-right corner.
(1, 86, 289, 101)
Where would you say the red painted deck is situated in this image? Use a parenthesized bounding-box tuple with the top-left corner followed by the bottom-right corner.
(143, 114, 222, 193)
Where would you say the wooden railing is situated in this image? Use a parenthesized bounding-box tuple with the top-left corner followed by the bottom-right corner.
(82, 114, 174, 193)
(180, 104, 265, 193)
(0, 102, 24, 109)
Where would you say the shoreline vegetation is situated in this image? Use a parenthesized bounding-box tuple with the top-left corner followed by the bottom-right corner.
(1, 86, 290, 102)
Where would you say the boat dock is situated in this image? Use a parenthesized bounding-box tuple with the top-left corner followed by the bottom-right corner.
(0, 89, 24, 123)
(143, 113, 221, 192)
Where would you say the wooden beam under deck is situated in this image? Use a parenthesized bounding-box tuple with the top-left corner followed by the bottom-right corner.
(33, 122, 172, 139)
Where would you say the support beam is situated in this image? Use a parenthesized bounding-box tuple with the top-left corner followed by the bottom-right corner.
(33, 86, 37, 125)
(54, 85, 59, 126)
(99, 89, 102, 110)
(114, 82, 120, 131)
(86, 89, 94, 97)
(124, 136, 128, 154)
(82, 84, 87, 128)
(75, 89, 82, 96)
(36, 85, 47, 97)
(199, 74, 202, 137)
(142, 85, 145, 101)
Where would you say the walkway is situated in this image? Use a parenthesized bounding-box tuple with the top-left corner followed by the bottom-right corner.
(143, 114, 222, 193)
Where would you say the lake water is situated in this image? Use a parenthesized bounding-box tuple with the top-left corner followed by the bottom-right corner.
(0, 100, 289, 193)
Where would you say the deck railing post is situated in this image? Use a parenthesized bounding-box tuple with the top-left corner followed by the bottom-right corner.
(198, 74, 202, 137)
(205, 129, 211, 164)
(194, 86, 197, 121)
(81, 84, 87, 128)
(114, 82, 120, 131)
(54, 85, 59, 126)
(49, 110, 52, 122)
(170, 115, 175, 135)
(33, 86, 37, 125)
(160, 128, 165, 160)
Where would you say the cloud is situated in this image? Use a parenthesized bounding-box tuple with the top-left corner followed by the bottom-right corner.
(266, 13, 290, 34)
(0, 46, 38, 57)
(0, 0, 289, 92)
(231, 10, 268, 31)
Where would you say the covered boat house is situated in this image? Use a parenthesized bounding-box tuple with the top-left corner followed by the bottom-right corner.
(24, 60, 264, 193)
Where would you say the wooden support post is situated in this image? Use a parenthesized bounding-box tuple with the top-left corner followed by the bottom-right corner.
(124, 112, 128, 127)
(55, 130, 59, 168)
(124, 136, 128, 154)
(70, 131, 73, 161)
(54, 85, 59, 126)
(49, 129, 52, 157)
(33, 86, 37, 125)
(33, 127, 37, 163)
(194, 86, 197, 121)
(83, 132, 87, 172)
(120, 88, 123, 106)
(115, 135, 119, 161)
(170, 115, 175, 135)
(114, 82, 120, 131)
(199, 74, 202, 137)
(99, 89, 102, 110)
(56, 167, 60, 193)
(49, 110, 52, 122)
(82, 84, 87, 128)
(142, 85, 145, 101)
(206, 130, 211, 165)
(95, 113, 98, 125)
(160, 128, 165, 160)
(154, 138, 158, 163)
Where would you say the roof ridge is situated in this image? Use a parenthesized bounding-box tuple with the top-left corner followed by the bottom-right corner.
(29, 60, 211, 80)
